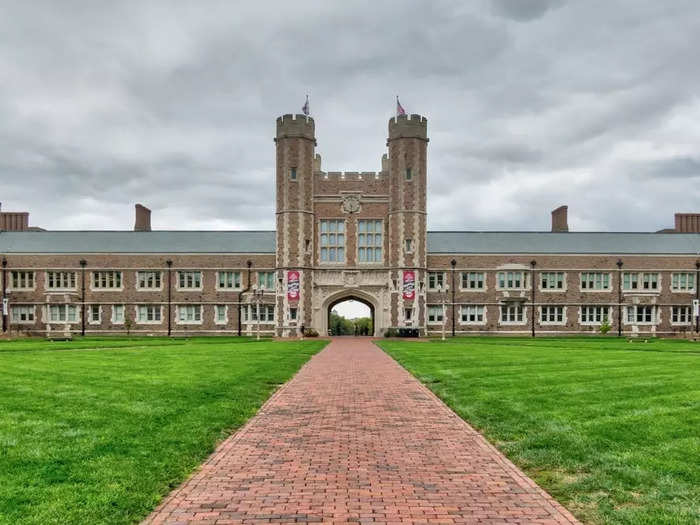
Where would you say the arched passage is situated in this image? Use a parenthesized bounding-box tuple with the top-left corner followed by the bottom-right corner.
(328, 296, 374, 336)
(320, 289, 380, 337)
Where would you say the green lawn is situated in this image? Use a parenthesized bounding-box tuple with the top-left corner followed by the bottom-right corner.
(378, 337, 700, 525)
(0, 336, 326, 525)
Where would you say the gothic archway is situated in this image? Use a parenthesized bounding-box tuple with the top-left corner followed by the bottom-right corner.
(320, 289, 380, 337)
(327, 295, 375, 336)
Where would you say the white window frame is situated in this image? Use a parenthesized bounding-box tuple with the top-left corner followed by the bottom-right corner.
(112, 304, 125, 324)
(623, 272, 659, 291)
(671, 273, 695, 293)
(216, 271, 242, 290)
(289, 306, 298, 323)
(671, 305, 691, 325)
(580, 306, 611, 325)
(177, 304, 202, 325)
(48, 304, 78, 323)
(88, 304, 101, 325)
(177, 271, 202, 291)
(539, 305, 565, 325)
(136, 305, 162, 324)
(243, 304, 275, 323)
(319, 219, 346, 263)
(497, 271, 527, 291)
(460, 271, 485, 291)
(580, 272, 611, 292)
(9, 271, 35, 291)
(427, 272, 445, 291)
(215, 305, 228, 325)
(499, 304, 525, 324)
(460, 305, 486, 325)
(10, 305, 35, 323)
(427, 305, 444, 324)
(257, 271, 276, 291)
(46, 271, 77, 291)
(624, 305, 658, 325)
(136, 271, 163, 291)
(540, 272, 566, 292)
(357, 219, 383, 263)
(92, 271, 123, 291)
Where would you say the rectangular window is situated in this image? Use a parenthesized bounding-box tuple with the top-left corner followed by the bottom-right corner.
(540, 272, 565, 290)
(357, 220, 383, 263)
(319, 220, 345, 262)
(460, 305, 485, 323)
(289, 167, 297, 180)
(642, 273, 659, 290)
(257, 271, 276, 291)
(581, 306, 610, 324)
(500, 304, 524, 323)
(112, 305, 125, 323)
(10, 305, 34, 323)
(137, 305, 161, 323)
(46, 271, 76, 290)
(623, 272, 638, 290)
(404, 238, 413, 253)
(49, 304, 78, 323)
(10, 271, 34, 289)
(626, 305, 657, 324)
(90, 305, 100, 323)
(461, 272, 484, 290)
(581, 272, 610, 290)
(671, 272, 695, 291)
(217, 271, 242, 289)
(177, 271, 202, 289)
(405, 167, 412, 180)
(178, 305, 202, 323)
(404, 307, 413, 321)
(93, 271, 122, 289)
(497, 271, 526, 290)
(244, 304, 275, 322)
(289, 307, 298, 321)
(427, 305, 444, 323)
(137, 271, 162, 289)
(215, 305, 227, 323)
(427, 272, 445, 290)
(672, 306, 691, 324)
(540, 305, 564, 324)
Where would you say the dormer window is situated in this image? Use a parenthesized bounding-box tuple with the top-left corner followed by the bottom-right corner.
(290, 167, 297, 180)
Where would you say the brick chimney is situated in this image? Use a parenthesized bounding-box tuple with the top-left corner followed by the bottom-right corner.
(551, 205, 569, 232)
(674, 213, 700, 233)
(134, 204, 151, 231)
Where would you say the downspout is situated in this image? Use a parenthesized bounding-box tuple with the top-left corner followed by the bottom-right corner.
(616, 259, 623, 337)
(80, 259, 86, 336)
(166, 260, 172, 336)
(238, 260, 252, 336)
(530, 260, 536, 338)
(450, 259, 456, 337)
(1, 257, 7, 333)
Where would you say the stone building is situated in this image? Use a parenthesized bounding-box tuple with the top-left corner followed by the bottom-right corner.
(1, 113, 700, 337)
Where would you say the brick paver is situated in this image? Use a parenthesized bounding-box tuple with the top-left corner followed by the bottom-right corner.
(145, 338, 580, 524)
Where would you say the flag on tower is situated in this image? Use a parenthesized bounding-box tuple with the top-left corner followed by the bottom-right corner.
(302, 95, 310, 116)
(396, 96, 406, 117)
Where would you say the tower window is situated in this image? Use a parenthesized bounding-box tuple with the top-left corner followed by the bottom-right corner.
(405, 168, 412, 181)
(404, 238, 413, 253)
(290, 167, 297, 180)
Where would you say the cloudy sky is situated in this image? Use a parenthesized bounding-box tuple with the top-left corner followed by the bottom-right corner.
(1, 0, 699, 232)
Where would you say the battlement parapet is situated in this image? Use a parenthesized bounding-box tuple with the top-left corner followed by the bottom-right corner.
(388, 113, 428, 141)
(276, 113, 315, 141)
(317, 171, 387, 180)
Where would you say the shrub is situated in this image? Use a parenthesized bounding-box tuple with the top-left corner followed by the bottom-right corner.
(384, 327, 399, 338)
(599, 320, 611, 335)
(303, 327, 319, 337)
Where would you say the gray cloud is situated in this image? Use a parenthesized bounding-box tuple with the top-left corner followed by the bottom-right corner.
(1, 0, 699, 233)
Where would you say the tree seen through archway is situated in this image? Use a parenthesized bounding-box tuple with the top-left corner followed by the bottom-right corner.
(330, 299, 373, 336)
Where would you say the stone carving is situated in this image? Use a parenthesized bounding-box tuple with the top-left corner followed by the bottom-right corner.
(342, 194, 361, 214)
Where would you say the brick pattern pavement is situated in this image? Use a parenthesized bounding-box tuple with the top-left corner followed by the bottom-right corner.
(145, 338, 580, 524)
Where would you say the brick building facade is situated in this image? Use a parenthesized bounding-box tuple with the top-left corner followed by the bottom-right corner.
(1, 113, 700, 337)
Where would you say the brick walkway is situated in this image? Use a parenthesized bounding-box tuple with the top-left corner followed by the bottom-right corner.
(145, 338, 579, 524)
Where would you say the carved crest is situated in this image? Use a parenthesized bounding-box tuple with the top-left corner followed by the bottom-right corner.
(341, 194, 361, 214)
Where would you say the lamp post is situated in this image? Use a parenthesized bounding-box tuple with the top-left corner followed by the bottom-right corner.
(440, 284, 449, 341)
(530, 260, 536, 338)
(166, 260, 172, 336)
(616, 259, 623, 337)
(450, 259, 456, 337)
(252, 285, 264, 341)
(2, 257, 7, 333)
(79, 259, 86, 336)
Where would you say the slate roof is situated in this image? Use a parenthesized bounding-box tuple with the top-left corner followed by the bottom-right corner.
(0, 230, 699, 255)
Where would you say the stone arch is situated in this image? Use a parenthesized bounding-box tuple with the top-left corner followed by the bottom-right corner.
(320, 289, 381, 337)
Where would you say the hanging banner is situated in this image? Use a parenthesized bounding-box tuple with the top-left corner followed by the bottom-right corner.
(402, 270, 415, 301)
(287, 270, 300, 302)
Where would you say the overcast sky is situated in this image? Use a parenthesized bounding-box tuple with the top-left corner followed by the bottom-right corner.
(1, 0, 699, 232)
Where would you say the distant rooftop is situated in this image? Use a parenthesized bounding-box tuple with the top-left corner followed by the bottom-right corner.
(1, 230, 699, 255)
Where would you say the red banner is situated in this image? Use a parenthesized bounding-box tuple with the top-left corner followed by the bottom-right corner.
(287, 270, 300, 302)
(402, 270, 415, 301)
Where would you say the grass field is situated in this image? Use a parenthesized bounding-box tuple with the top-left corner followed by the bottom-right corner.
(0, 336, 326, 525)
(378, 337, 700, 525)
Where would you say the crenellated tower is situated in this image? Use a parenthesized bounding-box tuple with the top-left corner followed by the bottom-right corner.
(275, 114, 316, 335)
(387, 114, 429, 331)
